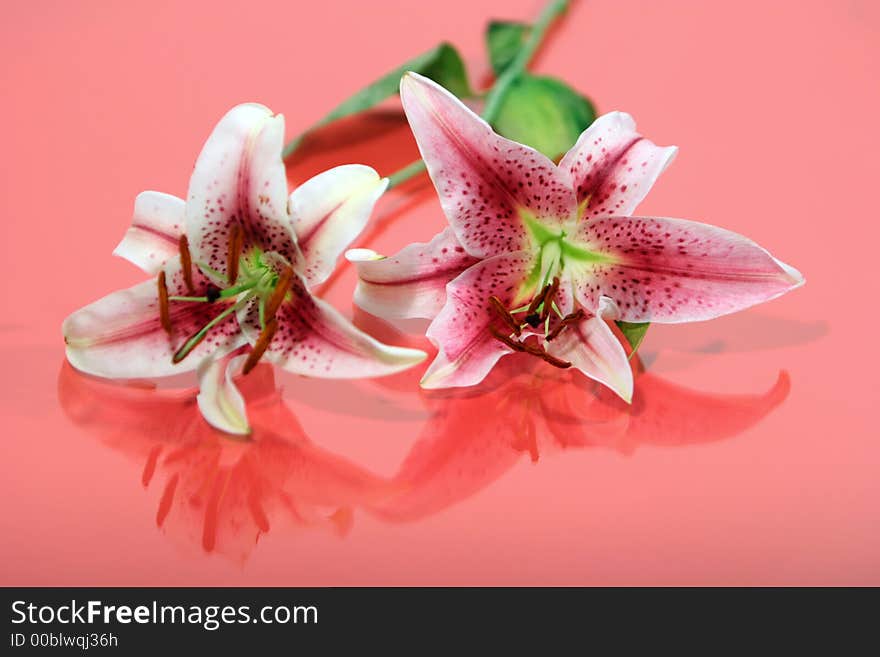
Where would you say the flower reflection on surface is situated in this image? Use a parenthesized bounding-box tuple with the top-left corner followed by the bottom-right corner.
(369, 355, 790, 521)
(58, 353, 790, 561)
(57, 362, 388, 564)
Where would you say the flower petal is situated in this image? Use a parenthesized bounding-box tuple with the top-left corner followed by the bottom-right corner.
(186, 103, 301, 280)
(400, 72, 577, 258)
(238, 274, 426, 378)
(421, 251, 537, 389)
(346, 228, 480, 320)
(113, 191, 186, 274)
(290, 164, 388, 287)
(544, 316, 633, 402)
(63, 260, 246, 379)
(196, 348, 252, 435)
(571, 216, 804, 322)
(559, 111, 677, 218)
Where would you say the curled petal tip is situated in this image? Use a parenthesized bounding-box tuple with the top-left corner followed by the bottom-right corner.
(345, 248, 385, 263)
(196, 353, 252, 436)
(775, 258, 805, 288)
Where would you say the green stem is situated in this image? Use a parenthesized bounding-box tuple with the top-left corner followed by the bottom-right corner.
(385, 0, 569, 190)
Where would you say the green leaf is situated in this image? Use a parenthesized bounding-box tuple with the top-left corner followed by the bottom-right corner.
(486, 20, 531, 75)
(616, 321, 650, 357)
(490, 73, 596, 161)
(283, 43, 471, 157)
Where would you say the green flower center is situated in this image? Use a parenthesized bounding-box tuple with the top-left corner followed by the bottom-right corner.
(158, 232, 293, 370)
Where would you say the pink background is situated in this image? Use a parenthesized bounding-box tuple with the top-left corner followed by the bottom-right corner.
(1, 0, 877, 585)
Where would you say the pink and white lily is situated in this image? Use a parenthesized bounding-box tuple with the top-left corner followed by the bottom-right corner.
(348, 73, 803, 400)
(64, 103, 426, 435)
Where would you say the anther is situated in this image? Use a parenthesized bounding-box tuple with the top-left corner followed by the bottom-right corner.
(539, 277, 560, 321)
(545, 309, 587, 341)
(537, 350, 572, 369)
(516, 334, 573, 369)
(157, 271, 172, 334)
(263, 266, 294, 322)
(526, 284, 550, 316)
(488, 296, 521, 336)
(489, 326, 527, 352)
(243, 317, 278, 374)
(178, 235, 195, 294)
(227, 223, 243, 284)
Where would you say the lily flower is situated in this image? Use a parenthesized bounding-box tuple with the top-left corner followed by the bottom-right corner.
(63, 103, 426, 434)
(348, 73, 803, 399)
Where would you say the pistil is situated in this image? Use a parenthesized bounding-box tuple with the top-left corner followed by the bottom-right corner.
(172, 297, 248, 364)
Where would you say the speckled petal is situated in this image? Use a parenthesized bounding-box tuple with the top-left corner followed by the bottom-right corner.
(400, 72, 577, 258)
(185, 103, 301, 280)
(196, 349, 251, 436)
(238, 274, 426, 378)
(421, 250, 537, 389)
(559, 111, 677, 218)
(113, 191, 185, 274)
(346, 228, 480, 320)
(290, 165, 388, 287)
(570, 216, 804, 322)
(63, 259, 246, 379)
(543, 316, 633, 402)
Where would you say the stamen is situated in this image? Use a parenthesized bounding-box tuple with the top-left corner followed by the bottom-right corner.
(536, 350, 572, 369)
(546, 309, 587, 341)
(539, 277, 560, 321)
(205, 284, 221, 302)
(172, 298, 246, 364)
(527, 281, 552, 316)
(263, 266, 294, 322)
(157, 271, 172, 333)
(488, 296, 521, 336)
(178, 235, 195, 294)
(242, 317, 278, 375)
(489, 326, 527, 352)
(518, 336, 572, 369)
(227, 223, 243, 284)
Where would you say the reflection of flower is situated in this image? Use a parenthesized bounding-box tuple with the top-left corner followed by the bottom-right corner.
(349, 73, 803, 398)
(58, 348, 791, 558)
(63, 103, 425, 435)
(57, 362, 389, 564)
(369, 354, 790, 522)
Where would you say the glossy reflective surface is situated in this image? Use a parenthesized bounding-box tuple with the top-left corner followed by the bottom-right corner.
(2, 0, 877, 585)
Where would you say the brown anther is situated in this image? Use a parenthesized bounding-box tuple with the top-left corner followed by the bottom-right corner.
(526, 282, 551, 316)
(545, 309, 587, 341)
(263, 266, 294, 322)
(178, 234, 195, 294)
(537, 350, 572, 369)
(242, 318, 278, 375)
(518, 335, 572, 369)
(488, 296, 521, 336)
(539, 277, 560, 321)
(489, 326, 526, 352)
(157, 271, 172, 333)
(227, 223, 243, 284)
